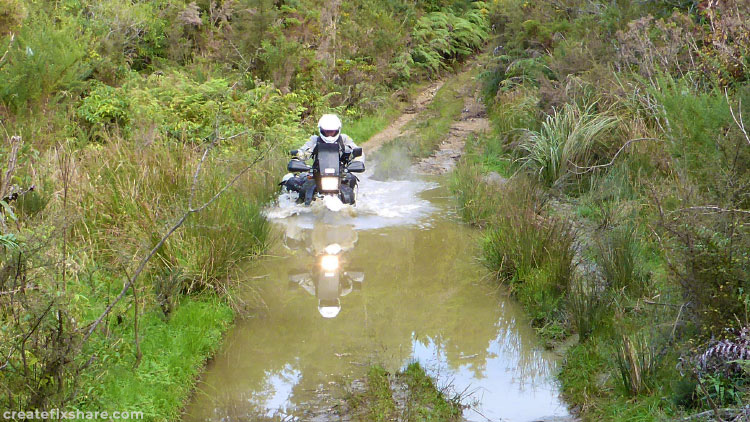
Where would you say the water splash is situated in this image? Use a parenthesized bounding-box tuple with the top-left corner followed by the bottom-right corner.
(264, 163, 438, 230)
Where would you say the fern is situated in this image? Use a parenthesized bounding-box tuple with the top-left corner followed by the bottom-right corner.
(409, 3, 488, 77)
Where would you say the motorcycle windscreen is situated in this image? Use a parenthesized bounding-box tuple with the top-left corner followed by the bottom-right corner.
(316, 142, 341, 177)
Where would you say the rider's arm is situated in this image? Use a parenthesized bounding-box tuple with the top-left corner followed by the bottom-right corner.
(297, 136, 317, 160)
(342, 135, 364, 162)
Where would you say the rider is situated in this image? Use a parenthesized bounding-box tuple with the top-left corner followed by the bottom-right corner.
(298, 114, 363, 162)
(284, 114, 363, 194)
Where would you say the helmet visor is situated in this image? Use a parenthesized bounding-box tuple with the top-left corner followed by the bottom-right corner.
(321, 128, 340, 138)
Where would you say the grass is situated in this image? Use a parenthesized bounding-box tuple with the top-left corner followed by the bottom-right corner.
(453, 167, 576, 336)
(450, 162, 503, 225)
(594, 225, 649, 297)
(347, 363, 463, 422)
(347, 100, 403, 144)
(347, 366, 398, 422)
(459, 131, 513, 177)
(78, 140, 277, 296)
(400, 362, 463, 421)
(75, 297, 234, 421)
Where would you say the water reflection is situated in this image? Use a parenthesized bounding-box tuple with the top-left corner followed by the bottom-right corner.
(183, 181, 570, 422)
(285, 224, 364, 318)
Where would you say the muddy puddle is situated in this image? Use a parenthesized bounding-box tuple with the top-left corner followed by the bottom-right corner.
(183, 168, 570, 422)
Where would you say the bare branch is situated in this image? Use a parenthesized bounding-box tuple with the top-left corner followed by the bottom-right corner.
(0, 33, 15, 68)
(725, 88, 750, 147)
(570, 137, 663, 174)
(1, 135, 22, 198)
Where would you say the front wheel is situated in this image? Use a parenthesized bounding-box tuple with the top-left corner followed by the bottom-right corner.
(339, 184, 356, 205)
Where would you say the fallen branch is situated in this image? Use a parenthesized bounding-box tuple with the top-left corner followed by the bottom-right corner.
(570, 137, 663, 174)
(682, 406, 750, 421)
(670, 206, 750, 216)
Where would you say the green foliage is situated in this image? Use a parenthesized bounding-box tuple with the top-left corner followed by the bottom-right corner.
(398, 68, 476, 159)
(559, 341, 607, 405)
(349, 366, 397, 422)
(346, 101, 401, 143)
(348, 363, 463, 422)
(615, 332, 659, 396)
(80, 140, 277, 295)
(82, 0, 173, 74)
(0, 0, 26, 33)
(568, 275, 611, 341)
(400, 362, 463, 421)
(77, 82, 131, 141)
(696, 373, 747, 408)
(0, 10, 91, 110)
(474, 0, 750, 419)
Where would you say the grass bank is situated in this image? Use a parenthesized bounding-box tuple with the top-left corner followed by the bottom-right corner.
(346, 363, 464, 422)
(451, 0, 750, 420)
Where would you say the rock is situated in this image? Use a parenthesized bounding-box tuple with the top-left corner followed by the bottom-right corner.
(482, 171, 507, 187)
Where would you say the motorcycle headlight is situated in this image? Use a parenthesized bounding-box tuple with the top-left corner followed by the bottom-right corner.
(321, 254, 339, 272)
(320, 176, 339, 191)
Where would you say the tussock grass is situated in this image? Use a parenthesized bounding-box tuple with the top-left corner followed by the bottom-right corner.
(477, 177, 576, 328)
(615, 332, 659, 396)
(518, 102, 618, 188)
(568, 275, 611, 341)
(595, 225, 649, 297)
(450, 162, 502, 226)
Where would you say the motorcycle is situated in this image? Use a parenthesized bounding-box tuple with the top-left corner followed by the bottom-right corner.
(287, 224, 364, 318)
(281, 143, 365, 206)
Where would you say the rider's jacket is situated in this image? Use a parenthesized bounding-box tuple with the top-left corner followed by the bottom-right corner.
(297, 134, 365, 162)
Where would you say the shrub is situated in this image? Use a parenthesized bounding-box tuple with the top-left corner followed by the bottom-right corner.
(0, 0, 26, 34)
(77, 83, 131, 141)
(410, 4, 488, 77)
(0, 11, 91, 110)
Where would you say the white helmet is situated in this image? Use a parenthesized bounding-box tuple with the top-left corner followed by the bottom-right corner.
(318, 114, 342, 143)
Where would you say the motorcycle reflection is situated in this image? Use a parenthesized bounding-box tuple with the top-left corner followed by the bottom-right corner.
(285, 223, 364, 318)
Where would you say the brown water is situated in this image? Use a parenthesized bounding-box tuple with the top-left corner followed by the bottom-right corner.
(183, 171, 569, 422)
